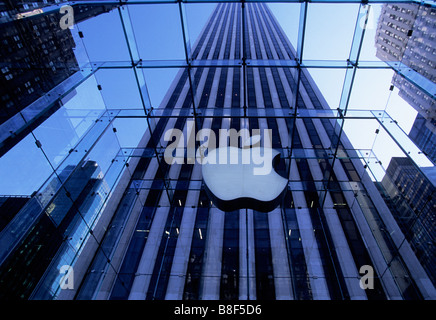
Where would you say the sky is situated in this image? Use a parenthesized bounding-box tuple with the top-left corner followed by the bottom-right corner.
(0, 2, 431, 195)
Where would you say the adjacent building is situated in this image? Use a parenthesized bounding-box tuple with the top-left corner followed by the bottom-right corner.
(0, 1, 117, 156)
(409, 114, 436, 163)
(375, 4, 436, 289)
(375, 3, 436, 163)
(380, 157, 436, 288)
(0, 160, 110, 299)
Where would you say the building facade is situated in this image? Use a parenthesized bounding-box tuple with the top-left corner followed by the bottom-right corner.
(0, 2, 435, 301)
(380, 157, 436, 288)
(409, 114, 436, 164)
(375, 3, 436, 163)
(0, 1, 117, 156)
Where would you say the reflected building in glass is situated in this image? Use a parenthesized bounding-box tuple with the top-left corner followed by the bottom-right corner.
(0, 1, 435, 301)
(0, 160, 110, 299)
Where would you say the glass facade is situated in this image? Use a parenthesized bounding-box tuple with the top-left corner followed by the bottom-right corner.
(0, 0, 435, 301)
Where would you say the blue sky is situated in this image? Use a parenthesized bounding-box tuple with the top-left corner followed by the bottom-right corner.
(0, 3, 429, 195)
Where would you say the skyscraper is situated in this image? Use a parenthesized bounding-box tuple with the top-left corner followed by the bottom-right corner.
(0, 160, 110, 299)
(380, 157, 436, 287)
(0, 2, 435, 301)
(409, 114, 436, 164)
(0, 2, 118, 156)
(375, 3, 436, 164)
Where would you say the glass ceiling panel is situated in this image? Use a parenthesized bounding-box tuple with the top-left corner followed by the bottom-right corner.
(127, 4, 186, 61)
(267, 2, 300, 50)
(184, 2, 217, 52)
(93, 68, 144, 109)
(75, 6, 130, 62)
(305, 68, 348, 109)
(303, 3, 360, 61)
(142, 68, 182, 109)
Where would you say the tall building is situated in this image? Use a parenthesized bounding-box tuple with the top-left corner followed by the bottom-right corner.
(0, 2, 435, 301)
(0, 1, 118, 156)
(409, 114, 436, 164)
(375, 3, 436, 162)
(0, 160, 110, 299)
(380, 157, 436, 288)
(0, 196, 30, 232)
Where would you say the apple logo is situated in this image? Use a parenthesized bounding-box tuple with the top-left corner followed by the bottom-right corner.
(201, 135, 288, 213)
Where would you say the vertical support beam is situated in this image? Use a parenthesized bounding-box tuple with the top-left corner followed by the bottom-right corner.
(296, 0, 308, 64)
(118, 5, 152, 114)
(287, 0, 308, 180)
(178, 0, 192, 61)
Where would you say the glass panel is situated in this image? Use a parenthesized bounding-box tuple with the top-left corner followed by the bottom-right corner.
(303, 3, 360, 61)
(185, 3, 220, 53)
(142, 68, 182, 109)
(94, 68, 143, 109)
(112, 117, 149, 148)
(128, 4, 185, 61)
(86, 124, 123, 175)
(54, 111, 114, 184)
(268, 3, 301, 50)
(348, 68, 395, 110)
(32, 107, 104, 169)
(76, 7, 130, 62)
(306, 68, 347, 109)
(0, 134, 53, 196)
(343, 118, 380, 152)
